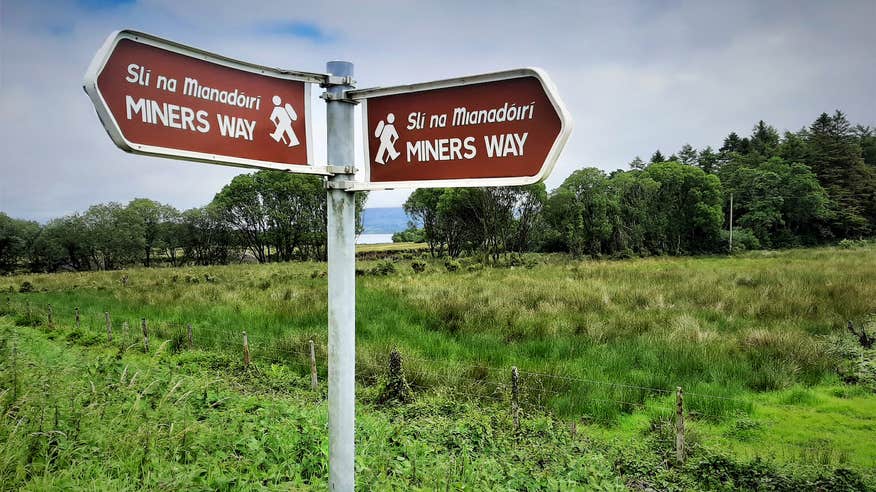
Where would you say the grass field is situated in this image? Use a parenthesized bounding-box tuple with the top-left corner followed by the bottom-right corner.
(355, 241, 428, 254)
(1, 245, 875, 489)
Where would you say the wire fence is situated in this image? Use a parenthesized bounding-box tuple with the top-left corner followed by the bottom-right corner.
(0, 295, 870, 468)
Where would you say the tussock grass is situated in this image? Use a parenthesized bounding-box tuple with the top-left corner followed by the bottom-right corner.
(1, 246, 874, 438)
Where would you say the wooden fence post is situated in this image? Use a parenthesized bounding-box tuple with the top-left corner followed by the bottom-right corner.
(243, 331, 251, 368)
(105, 312, 113, 342)
(512, 366, 520, 431)
(309, 339, 318, 389)
(47, 304, 53, 326)
(141, 318, 149, 353)
(74, 307, 80, 329)
(676, 386, 685, 463)
(187, 324, 193, 349)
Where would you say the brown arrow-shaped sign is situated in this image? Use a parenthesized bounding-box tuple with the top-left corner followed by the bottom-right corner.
(349, 68, 572, 190)
(83, 30, 327, 174)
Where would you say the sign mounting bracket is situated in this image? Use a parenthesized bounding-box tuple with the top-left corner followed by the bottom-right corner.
(320, 91, 360, 105)
(326, 165, 358, 175)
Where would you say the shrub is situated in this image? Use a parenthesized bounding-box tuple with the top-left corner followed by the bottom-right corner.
(18, 281, 34, 293)
(813, 468, 870, 491)
(411, 259, 427, 273)
(691, 455, 794, 490)
(459, 257, 484, 271)
(66, 327, 102, 346)
(392, 226, 425, 243)
(494, 253, 540, 269)
(370, 260, 396, 276)
(721, 228, 760, 253)
(14, 310, 42, 327)
(444, 259, 460, 272)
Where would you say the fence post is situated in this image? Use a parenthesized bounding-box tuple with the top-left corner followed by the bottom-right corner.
(243, 331, 251, 368)
(187, 323, 193, 349)
(105, 312, 113, 342)
(47, 304, 53, 327)
(512, 366, 520, 431)
(75, 307, 80, 329)
(141, 318, 149, 353)
(310, 339, 318, 390)
(676, 386, 685, 463)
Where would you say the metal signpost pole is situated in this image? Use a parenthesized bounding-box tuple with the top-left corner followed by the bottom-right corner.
(324, 60, 356, 491)
(85, 31, 571, 490)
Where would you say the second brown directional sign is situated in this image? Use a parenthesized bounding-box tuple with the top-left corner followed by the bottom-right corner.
(350, 68, 572, 190)
(83, 30, 327, 173)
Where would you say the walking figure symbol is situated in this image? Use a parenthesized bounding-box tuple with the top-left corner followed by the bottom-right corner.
(269, 95, 299, 147)
(374, 113, 400, 165)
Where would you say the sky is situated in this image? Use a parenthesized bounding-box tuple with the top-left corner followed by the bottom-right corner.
(1, 0, 875, 222)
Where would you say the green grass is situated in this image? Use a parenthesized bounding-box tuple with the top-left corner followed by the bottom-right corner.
(1, 244, 875, 477)
(1, 321, 871, 490)
(0, 321, 632, 490)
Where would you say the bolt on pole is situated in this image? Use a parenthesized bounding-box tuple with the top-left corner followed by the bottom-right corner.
(325, 60, 356, 492)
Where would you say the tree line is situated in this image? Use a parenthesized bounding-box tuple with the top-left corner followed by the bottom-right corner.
(0, 172, 365, 273)
(400, 111, 875, 258)
(1, 110, 874, 273)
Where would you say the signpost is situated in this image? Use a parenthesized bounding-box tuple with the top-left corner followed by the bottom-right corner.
(350, 68, 571, 190)
(84, 30, 571, 492)
(83, 30, 325, 173)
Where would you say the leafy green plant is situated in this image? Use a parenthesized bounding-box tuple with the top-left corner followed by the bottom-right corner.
(369, 260, 397, 276)
(410, 259, 427, 273)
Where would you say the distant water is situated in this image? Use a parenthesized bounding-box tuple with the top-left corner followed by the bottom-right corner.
(357, 233, 394, 245)
(361, 207, 419, 234)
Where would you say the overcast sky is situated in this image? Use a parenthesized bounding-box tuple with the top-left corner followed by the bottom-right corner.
(1, 0, 874, 222)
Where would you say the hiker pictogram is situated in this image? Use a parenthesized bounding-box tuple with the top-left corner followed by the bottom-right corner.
(374, 113, 400, 165)
(269, 95, 300, 147)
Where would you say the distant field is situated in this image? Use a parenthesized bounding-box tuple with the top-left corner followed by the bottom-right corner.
(1, 244, 875, 485)
(355, 241, 428, 254)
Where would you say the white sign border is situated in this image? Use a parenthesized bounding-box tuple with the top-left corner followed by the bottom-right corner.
(347, 67, 572, 190)
(83, 29, 329, 175)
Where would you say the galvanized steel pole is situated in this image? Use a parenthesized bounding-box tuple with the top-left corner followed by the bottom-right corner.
(325, 60, 356, 491)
